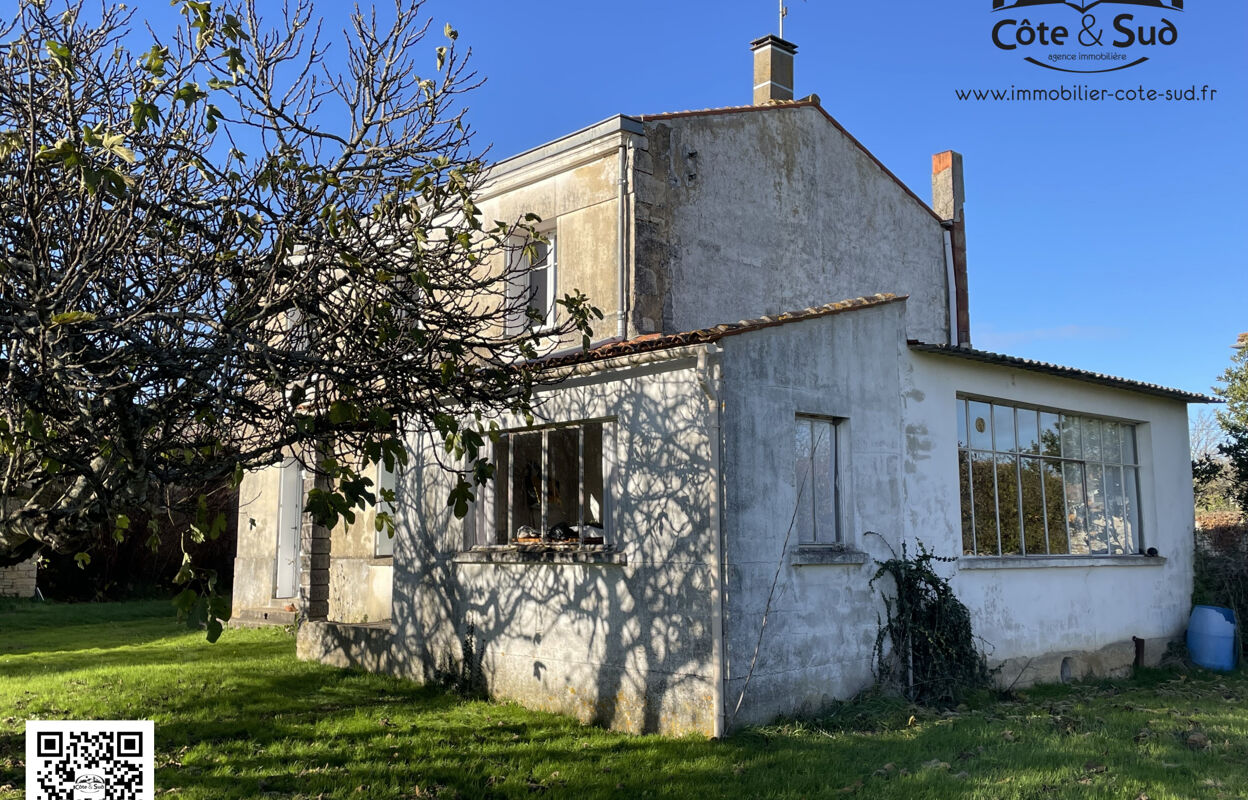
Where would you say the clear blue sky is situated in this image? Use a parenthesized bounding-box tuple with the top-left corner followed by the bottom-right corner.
(119, 1, 1248, 398)
(436, 0, 1245, 400)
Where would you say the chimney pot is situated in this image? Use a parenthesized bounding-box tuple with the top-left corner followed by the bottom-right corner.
(750, 35, 797, 105)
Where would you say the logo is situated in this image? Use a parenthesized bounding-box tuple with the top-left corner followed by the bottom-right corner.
(991, 0, 1184, 73)
(74, 772, 107, 793)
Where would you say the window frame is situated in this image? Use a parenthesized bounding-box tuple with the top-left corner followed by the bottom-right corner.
(472, 418, 615, 549)
(794, 414, 847, 546)
(509, 230, 558, 334)
(956, 394, 1143, 558)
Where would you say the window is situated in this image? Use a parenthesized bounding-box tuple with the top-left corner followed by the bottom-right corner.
(475, 421, 610, 547)
(374, 461, 396, 557)
(794, 416, 843, 544)
(957, 397, 1141, 557)
(510, 233, 557, 332)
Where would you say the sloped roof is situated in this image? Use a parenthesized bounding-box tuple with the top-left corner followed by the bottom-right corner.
(536, 293, 906, 370)
(909, 343, 1219, 403)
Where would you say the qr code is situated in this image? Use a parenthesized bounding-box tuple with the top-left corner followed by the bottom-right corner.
(26, 720, 154, 800)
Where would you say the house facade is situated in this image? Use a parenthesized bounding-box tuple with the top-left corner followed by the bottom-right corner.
(234, 37, 1209, 734)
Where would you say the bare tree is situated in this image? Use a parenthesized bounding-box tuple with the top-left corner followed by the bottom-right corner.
(0, 0, 599, 605)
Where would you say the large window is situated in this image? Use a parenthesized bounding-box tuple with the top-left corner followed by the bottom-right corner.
(475, 421, 610, 547)
(794, 416, 844, 544)
(957, 398, 1141, 557)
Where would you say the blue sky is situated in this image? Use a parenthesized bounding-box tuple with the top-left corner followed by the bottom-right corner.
(435, 0, 1244, 399)
(104, 1, 1248, 398)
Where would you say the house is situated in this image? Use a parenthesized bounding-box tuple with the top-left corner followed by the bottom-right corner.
(232, 36, 1212, 735)
(0, 556, 37, 598)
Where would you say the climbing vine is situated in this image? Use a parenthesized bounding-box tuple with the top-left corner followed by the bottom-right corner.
(870, 539, 990, 705)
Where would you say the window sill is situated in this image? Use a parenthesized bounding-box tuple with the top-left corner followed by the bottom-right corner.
(959, 554, 1167, 570)
(791, 545, 870, 567)
(368, 556, 393, 567)
(455, 545, 627, 566)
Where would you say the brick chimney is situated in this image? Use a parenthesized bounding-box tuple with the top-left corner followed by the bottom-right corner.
(751, 35, 797, 104)
(932, 151, 971, 347)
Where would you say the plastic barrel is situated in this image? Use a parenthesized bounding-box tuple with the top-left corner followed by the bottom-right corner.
(1187, 605, 1238, 672)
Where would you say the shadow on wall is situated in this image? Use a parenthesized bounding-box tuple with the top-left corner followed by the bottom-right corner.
(369, 366, 721, 734)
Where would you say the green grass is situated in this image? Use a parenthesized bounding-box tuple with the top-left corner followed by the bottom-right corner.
(2, 599, 1247, 799)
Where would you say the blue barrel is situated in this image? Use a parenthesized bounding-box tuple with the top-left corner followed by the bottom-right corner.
(1187, 605, 1238, 672)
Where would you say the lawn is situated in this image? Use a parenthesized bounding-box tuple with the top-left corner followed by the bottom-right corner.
(2, 600, 1246, 799)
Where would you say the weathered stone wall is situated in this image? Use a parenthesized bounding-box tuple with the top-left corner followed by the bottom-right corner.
(636, 104, 951, 344)
(0, 557, 37, 597)
(326, 462, 393, 625)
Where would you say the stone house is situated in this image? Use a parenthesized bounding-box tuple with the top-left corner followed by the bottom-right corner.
(232, 37, 1212, 734)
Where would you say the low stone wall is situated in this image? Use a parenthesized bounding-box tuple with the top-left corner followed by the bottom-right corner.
(0, 557, 37, 597)
(992, 636, 1175, 689)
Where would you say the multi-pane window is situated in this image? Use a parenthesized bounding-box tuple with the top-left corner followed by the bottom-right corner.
(957, 397, 1141, 557)
(478, 421, 609, 546)
(374, 461, 396, 557)
(794, 416, 843, 544)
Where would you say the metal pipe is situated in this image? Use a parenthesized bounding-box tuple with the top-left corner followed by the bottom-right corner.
(617, 142, 629, 340)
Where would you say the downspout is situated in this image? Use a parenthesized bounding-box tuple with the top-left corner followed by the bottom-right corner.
(942, 224, 957, 347)
(696, 343, 726, 738)
(617, 140, 631, 340)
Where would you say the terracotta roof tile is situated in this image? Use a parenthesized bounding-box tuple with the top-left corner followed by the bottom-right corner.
(536, 293, 906, 370)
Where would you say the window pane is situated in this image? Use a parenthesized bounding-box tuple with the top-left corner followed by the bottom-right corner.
(1043, 459, 1069, 554)
(969, 401, 993, 451)
(583, 423, 604, 530)
(993, 405, 1016, 453)
(956, 398, 968, 449)
(812, 421, 837, 543)
(997, 455, 1022, 555)
(959, 451, 975, 555)
(1083, 418, 1103, 463)
(1122, 425, 1138, 465)
(1040, 412, 1062, 457)
(1017, 409, 1040, 455)
(971, 452, 998, 555)
(1060, 415, 1082, 460)
(1063, 462, 1090, 554)
(529, 266, 551, 323)
(1103, 422, 1122, 465)
(794, 420, 814, 544)
(530, 240, 549, 268)
(1020, 456, 1047, 555)
(547, 427, 580, 535)
(511, 432, 543, 536)
(493, 438, 510, 544)
(1124, 466, 1140, 551)
(1084, 462, 1109, 554)
(1104, 465, 1127, 554)
(375, 464, 396, 556)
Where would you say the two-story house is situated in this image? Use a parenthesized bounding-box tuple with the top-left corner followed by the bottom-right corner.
(233, 36, 1211, 736)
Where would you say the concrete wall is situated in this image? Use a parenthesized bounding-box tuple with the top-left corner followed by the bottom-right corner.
(718, 301, 911, 727)
(231, 465, 289, 624)
(326, 467, 393, 625)
(902, 351, 1196, 686)
(378, 355, 719, 735)
(0, 557, 37, 597)
(636, 105, 950, 344)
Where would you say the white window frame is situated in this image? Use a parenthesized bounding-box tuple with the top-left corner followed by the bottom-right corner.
(473, 419, 615, 548)
(957, 395, 1143, 558)
(374, 460, 396, 558)
(794, 415, 846, 545)
(509, 231, 557, 334)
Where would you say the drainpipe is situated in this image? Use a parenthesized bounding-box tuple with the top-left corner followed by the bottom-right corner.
(617, 140, 630, 340)
(942, 225, 957, 347)
(696, 343, 726, 738)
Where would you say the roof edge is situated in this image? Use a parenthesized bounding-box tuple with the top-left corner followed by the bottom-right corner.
(909, 343, 1220, 403)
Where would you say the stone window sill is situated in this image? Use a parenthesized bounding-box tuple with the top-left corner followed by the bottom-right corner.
(959, 554, 1167, 570)
(454, 545, 627, 566)
(791, 545, 870, 566)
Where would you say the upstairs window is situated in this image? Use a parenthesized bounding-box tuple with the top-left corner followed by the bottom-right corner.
(957, 397, 1142, 557)
(510, 233, 557, 333)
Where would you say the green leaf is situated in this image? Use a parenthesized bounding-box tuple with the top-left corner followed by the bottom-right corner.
(205, 618, 224, 643)
(444, 22, 458, 41)
(208, 595, 231, 622)
(172, 588, 198, 614)
(73, 552, 91, 569)
(49, 311, 97, 326)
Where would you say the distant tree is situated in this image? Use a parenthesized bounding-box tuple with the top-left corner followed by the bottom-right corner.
(1190, 409, 1233, 512)
(0, 0, 599, 632)
(1214, 342, 1248, 514)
